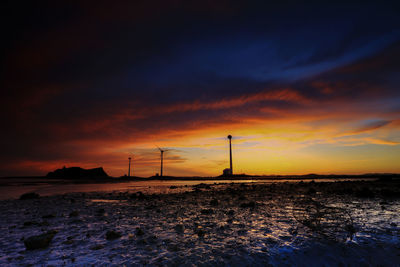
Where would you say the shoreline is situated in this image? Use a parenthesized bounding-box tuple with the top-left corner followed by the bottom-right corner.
(0, 179, 399, 265)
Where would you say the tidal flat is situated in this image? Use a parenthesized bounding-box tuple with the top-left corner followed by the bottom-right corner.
(0, 180, 399, 266)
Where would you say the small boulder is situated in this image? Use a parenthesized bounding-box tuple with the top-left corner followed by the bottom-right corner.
(23, 221, 39, 227)
(210, 199, 219, 206)
(307, 188, 316, 195)
(24, 230, 57, 250)
(42, 214, 56, 219)
(96, 208, 106, 216)
(174, 224, 184, 234)
(201, 209, 213, 215)
(90, 244, 104, 250)
(240, 201, 256, 208)
(69, 211, 79, 217)
(196, 229, 205, 238)
(135, 227, 145, 236)
(355, 187, 375, 198)
(106, 230, 122, 240)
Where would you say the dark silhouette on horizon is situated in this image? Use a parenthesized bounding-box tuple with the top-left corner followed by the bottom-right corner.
(46, 166, 109, 179)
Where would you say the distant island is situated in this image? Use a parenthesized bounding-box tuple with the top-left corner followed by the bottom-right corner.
(46, 166, 109, 179)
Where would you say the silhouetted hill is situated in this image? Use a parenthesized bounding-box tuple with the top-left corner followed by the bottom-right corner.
(46, 167, 109, 179)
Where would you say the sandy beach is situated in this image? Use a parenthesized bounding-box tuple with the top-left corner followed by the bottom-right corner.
(0, 179, 399, 266)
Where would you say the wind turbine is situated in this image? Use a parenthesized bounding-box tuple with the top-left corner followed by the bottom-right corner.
(157, 146, 169, 177)
(128, 155, 133, 177)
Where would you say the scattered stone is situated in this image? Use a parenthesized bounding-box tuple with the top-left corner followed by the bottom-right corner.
(40, 221, 50, 226)
(240, 201, 256, 208)
(135, 227, 145, 236)
(136, 239, 147, 245)
(381, 189, 399, 198)
(355, 187, 375, 198)
(196, 229, 205, 238)
(201, 209, 213, 215)
(227, 210, 235, 216)
(170, 186, 178, 189)
(90, 244, 104, 250)
(62, 240, 74, 245)
(307, 188, 316, 194)
(174, 224, 184, 234)
(24, 230, 57, 250)
(69, 211, 79, 217)
(96, 208, 106, 215)
(106, 230, 122, 240)
(19, 192, 40, 200)
(130, 191, 145, 200)
(167, 244, 180, 252)
(344, 224, 357, 240)
(238, 229, 247, 235)
(238, 195, 247, 201)
(23, 221, 39, 227)
(210, 199, 219, 206)
(42, 214, 56, 219)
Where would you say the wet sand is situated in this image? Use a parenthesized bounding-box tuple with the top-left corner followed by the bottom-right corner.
(0, 179, 399, 266)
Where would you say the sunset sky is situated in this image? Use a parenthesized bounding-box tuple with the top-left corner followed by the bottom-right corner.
(1, 1, 400, 177)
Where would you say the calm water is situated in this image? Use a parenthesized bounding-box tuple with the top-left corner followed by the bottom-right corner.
(0, 178, 375, 200)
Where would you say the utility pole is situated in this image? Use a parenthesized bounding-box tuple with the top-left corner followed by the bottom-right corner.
(160, 150, 164, 177)
(228, 135, 233, 175)
(128, 157, 131, 177)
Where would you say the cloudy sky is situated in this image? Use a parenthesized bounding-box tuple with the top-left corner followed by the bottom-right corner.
(1, 1, 400, 177)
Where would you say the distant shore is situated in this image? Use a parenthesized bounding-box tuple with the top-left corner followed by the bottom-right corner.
(1, 173, 399, 184)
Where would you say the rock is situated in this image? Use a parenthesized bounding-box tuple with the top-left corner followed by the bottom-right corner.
(240, 201, 256, 208)
(96, 208, 106, 215)
(227, 210, 235, 216)
(344, 224, 357, 240)
(167, 244, 180, 252)
(23, 221, 39, 227)
(130, 191, 146, 200)
(42, 214, 56, 219)
(210, 199, 219, 206)
(90, 244, 104, 250)
(355, 187, 375, 198)
(174, 224, 184, 234)
(135, 227, 145, 236)
(201, 209, 213, 215)
(106, 230, 122, 240)
(19, 192, 40, 200)
(307, 188, 316, 194)
(196, 229, 205, 238)
(238, 229, 247, 235)
(62, 240, 74, 245)
(24, 230, 57, 250)
(390, 222, 397, 227)
(69, 211, 79, 217)
(170, 186, 178, 189)
(381, 189, 399, 198)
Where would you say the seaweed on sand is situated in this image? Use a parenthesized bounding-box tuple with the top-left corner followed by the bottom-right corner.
(292, 198, 355, 241)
